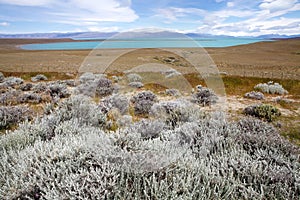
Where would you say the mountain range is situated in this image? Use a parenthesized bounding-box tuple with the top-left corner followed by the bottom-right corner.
(0, 31, 299, 39)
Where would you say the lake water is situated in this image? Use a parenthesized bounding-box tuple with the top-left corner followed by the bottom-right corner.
(21, 38, 268, 50)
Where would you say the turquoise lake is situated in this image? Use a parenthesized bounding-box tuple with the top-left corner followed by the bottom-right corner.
(21, 38, 268, 50)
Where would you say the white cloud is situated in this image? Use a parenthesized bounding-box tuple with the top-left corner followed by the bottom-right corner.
(0, 22, 9, 26)
(227, 2, 235, 7)
(0, 0, 138, 23)
(87, 26, 119, 32)
(259, 0, 297, 12)
(0, 0, 53, 6)
(156, 7, 206, 21)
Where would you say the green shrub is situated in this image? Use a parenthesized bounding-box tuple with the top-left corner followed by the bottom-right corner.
(244, 104, 281, 122)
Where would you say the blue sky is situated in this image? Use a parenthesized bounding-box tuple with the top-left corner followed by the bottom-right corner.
(0, 0, 299, 36)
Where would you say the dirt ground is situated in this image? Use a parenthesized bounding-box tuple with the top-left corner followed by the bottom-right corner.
(0, 38, 299, 80)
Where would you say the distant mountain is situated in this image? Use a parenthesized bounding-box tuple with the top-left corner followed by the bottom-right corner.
(254, 34, 300, 39)
(0, 31, 299, 39)
(0, 32, 117, 39)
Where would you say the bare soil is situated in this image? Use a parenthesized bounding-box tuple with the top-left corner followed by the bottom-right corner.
(0, 38, 299, 80)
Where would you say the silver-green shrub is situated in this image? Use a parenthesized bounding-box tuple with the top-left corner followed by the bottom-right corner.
(128, 81, 144, 88)
(31, 74, 48, 82)
(191, 85, 218, 106)
(0, 106, 32, 129)
(0, 72, 4, 82)
(254, 81, 288, 95)
(244, 91, 264, 100)
(99, 94, 129, 115)
(127, 73, 142, 82)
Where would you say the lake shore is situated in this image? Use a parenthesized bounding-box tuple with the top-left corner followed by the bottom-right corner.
(0, 38, 299, 80)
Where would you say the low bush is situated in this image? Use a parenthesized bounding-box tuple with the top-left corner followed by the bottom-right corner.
(254, 81, 288, 95)
(31, 74, 48, 82)
(165, 88, 181, 97)
(99, 94, 129, 115)
(95, 77, 114, 97)
(0, 106, 32, 129)
(4, 77, 24, 87)
(0, 90, 21, 105)
(162, 69, 181, 78)
(48, 82, 70, 99)
(127, 73, 142, 82)
(19, 83, 33, 91)
(128, 81, 144, 88)
(131, 91, 157, 115)
(18, 93, 42, 104)
(244, 91, 264, 100)
(191, 85, 218, 106)
(0, 72, 4, 82)
(244, 104, 281, 122)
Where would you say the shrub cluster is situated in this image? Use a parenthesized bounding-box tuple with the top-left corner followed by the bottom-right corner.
(254, 81, 288, 95)
(244, 104, 281, 122)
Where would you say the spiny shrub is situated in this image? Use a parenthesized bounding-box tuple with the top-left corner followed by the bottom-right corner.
(128, 119, 165, 139)
(79, 72, 106, 84)
(191, 85, 218, 106)
(0, 72, 4, 82)
(162, 69, 181, 78)
(0, 90, 21, 105)
(244, 104, 281, 122)
(48, 82, 70, 98)
(75, 81, 96, 97)
(0, 106, 32, 129)
(18, 93, 42, 104)
(128, 81, 144, 88)
(165, 88, 181, 97)
(4, 77, 24, 87)
(99, 94, 129, 115)
(131, 91, 157, 115)
(127, 73, 142, 82)
(31, 74, 48, 82)
(19, 83, 33, 91)
(150, 99, 192, 128)
(79, 72, 96, 84)
(95, 77, 114, 97)
(254, 81, 288, 95)
(244, 91, 264, 100)
(32, 82, 49, 94)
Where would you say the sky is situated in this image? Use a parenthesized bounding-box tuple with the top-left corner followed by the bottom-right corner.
(0, 0, 299, 36)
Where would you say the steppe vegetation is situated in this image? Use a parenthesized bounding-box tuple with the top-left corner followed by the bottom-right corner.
(0, 71, 299, 199)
